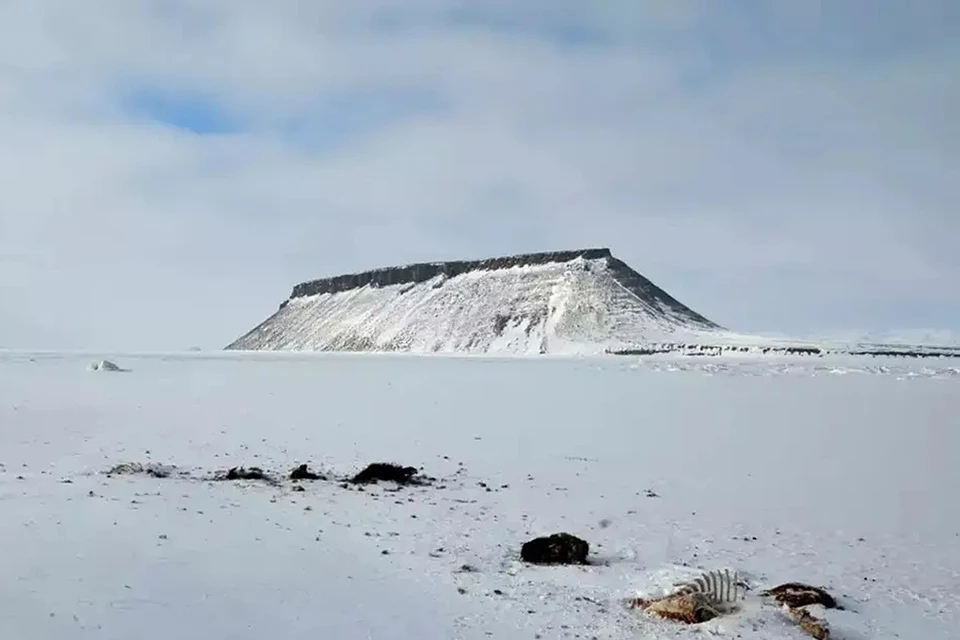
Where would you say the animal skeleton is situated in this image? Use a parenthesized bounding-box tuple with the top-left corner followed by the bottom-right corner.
(671, 568, 747, 605)
(629, 570, 833, 639)
(628, 569, 746, 622)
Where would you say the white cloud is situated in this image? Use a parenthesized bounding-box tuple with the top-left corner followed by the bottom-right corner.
(0, 1, 957, 349)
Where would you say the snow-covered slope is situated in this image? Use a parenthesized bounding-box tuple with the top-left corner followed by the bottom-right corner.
(1, 350, 958, 639)
(227, 248, 724, 354)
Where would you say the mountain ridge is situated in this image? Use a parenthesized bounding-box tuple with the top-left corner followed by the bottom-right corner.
(283, 248, 720, 332)
(226, 248, 723, 354)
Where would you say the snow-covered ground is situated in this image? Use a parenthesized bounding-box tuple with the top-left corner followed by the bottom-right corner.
(1, 350, 958, 639)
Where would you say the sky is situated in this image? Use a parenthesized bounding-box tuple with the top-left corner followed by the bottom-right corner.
(1, 1, 958, 350)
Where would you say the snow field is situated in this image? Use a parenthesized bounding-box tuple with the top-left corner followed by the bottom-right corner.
(1, 351, 958, 639)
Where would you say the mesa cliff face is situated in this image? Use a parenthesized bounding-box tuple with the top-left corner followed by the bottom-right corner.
(225, 248, 725, 354)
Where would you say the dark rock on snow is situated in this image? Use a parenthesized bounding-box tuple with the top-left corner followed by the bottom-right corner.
(520, 532, 590, 565)
(350, 462, 432, 485)
(290, 463, 324, 481)
(215, 466, 275, 483)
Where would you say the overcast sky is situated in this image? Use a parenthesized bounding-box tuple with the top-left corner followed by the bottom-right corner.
(1, 1, 957, 350)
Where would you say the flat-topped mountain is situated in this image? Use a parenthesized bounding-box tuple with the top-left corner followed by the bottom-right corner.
(225, 248, 727, 354)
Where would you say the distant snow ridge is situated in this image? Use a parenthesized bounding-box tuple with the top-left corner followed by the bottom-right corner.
(226, 248, 725, 355)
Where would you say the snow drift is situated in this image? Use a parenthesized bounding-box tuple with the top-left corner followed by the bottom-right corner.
(225, 248, 725, 354)
(88, 359, 129, 372)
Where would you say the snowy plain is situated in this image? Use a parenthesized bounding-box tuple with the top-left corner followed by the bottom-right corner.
(1, 350, 958, 640)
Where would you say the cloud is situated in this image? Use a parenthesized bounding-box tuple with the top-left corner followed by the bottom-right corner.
(0, 1, 957, 349)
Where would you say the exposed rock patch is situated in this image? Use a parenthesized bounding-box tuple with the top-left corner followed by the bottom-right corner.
(290, 463, 325, 481)
(520, 532, 589, 565)
(288, 249, 616, 299)
(350, 463, 433, 486)
(213, 466, 277, 484)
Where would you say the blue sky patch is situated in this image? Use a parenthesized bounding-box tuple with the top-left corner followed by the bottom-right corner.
(117, 83, 447, 150)
(121, 88, 243, 135)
